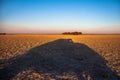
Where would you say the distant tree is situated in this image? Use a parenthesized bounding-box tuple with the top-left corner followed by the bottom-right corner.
(62, 32, 82, 35)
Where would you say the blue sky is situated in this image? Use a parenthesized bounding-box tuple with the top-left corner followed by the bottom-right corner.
(1, 0, 120, 34)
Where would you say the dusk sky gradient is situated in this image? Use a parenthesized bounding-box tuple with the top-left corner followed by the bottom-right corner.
(1, 0, 120, 34)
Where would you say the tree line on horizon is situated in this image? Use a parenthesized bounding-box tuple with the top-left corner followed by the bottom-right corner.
(62, 32, 82, 35)
(0, 33, 6, 35)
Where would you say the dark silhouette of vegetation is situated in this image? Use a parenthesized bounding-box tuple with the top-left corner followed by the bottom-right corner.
(0, 33, 6, 35)
(62, 32, 82, 35)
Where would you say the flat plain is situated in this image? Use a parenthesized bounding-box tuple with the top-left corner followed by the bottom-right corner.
(0, 35, 120, 80)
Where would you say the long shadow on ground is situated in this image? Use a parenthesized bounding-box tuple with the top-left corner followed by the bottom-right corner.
(0, 39, 119, 80)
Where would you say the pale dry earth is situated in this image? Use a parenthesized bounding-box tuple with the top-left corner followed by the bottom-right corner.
(0, 35, 120, 80)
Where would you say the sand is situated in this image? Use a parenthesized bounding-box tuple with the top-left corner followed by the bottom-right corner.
(0, 35, 120, 80)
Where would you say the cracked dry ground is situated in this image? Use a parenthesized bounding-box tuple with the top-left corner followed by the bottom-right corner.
(0, 35, 120, 80)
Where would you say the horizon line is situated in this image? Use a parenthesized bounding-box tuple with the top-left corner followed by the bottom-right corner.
(0, 33, 120, 35)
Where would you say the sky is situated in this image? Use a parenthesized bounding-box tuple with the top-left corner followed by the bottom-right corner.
(0, 0, 120, 34)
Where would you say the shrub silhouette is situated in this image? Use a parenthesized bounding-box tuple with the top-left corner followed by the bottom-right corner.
(62, 32, 82, 35)
(0, 33, 6, 35)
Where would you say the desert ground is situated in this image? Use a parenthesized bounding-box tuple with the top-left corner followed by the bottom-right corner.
(0, 35, 120, 80)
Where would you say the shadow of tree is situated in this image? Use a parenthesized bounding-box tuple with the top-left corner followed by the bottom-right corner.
(0, 39, 119, 80)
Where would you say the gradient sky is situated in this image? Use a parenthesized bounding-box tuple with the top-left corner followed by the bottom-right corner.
(1, 0, 120, 34)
